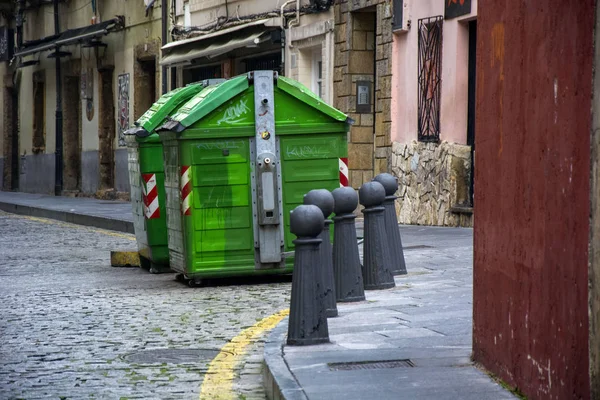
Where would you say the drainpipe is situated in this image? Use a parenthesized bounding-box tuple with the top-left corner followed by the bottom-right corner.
(280, 0, 295, 77)
(161, 0, 168, 93)
(372, 14, 377, 174)
(54, 0, 63, 195)
(16, 0, 24, 49)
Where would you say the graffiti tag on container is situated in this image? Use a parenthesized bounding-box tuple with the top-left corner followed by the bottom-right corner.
(285, 145, 331, 159)
(195, 140, 245, 150)
(217, 99, 250, 125)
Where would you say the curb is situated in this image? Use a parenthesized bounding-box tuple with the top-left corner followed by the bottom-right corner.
(263, 319, 308, 400)
(0, 201, 135, 234)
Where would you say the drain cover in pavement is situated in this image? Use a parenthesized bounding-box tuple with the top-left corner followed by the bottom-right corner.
(328, 359, 415, 371)
(123, 349, 220, 364)
(403, 245, 434, 250)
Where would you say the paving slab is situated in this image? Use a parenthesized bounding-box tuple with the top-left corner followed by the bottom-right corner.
(0, 191, 133, 233)
(263, 225, 516, 400)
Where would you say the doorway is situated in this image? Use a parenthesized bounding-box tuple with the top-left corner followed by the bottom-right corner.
(99, 67, 115, 190)
(63, 75, 81, 191)
(467, 20, 477, 206)
(135, 58, 157, 120)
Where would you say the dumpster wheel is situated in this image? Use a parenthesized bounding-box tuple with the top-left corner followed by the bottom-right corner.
(187, 278, 203, 288)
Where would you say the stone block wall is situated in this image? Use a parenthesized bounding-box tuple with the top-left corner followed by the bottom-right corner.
(334, 0, 393, 189)
(391, 141, 473, 227)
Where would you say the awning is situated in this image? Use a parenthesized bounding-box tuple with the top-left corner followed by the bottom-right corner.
(160, 29, 271, 67)
(14, 17, 124, 58)
(162, 18, 273, 51)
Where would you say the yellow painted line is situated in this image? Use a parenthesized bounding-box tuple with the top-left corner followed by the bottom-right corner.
(3, 213, 135, 241)
(199, 308, 290, 400)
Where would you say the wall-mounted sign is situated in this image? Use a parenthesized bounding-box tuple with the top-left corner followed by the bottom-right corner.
(445, 0, 472, 19)
(356, 81, 372, 114)
(118, 73, 130, 146)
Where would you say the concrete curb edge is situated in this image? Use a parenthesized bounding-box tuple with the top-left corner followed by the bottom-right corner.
(0, 201, 135, 234)
(263, 318, 308, 400)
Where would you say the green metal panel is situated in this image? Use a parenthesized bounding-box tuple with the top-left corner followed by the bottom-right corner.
(185, 91, 256, 132)
(170, 75, 250, 128)
(180, 137, 256, 276)
(136, 83, 204, 132)
(276, 76, 349, 123)
(135, 137, 170, 265)
(280, 134, 347, 250)
(172, 76, 350, 136)
(158, 74, 351, 279)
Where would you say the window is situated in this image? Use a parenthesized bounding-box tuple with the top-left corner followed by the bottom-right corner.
(182, 64, 221, 85)
(32, 71, 45, 154)
(243, 53, 282, 75)
(417, 16, 443, 142)
(312, 49, 323, 99)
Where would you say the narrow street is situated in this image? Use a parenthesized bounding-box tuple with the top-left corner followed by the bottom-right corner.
(0, 211, 290, 399)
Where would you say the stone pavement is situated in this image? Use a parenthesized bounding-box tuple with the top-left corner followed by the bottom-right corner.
(263, 226, 517, 400)
(0, 191, 515, 399)
(0, 210, 290, 399)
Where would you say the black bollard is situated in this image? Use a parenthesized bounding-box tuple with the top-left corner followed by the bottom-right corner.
(332, 187, 365, 302)
(373, 173, 407, 275)
(287, 204, 330, 346)
(359, 181, 396, 290)
(304, 189, 338, 318)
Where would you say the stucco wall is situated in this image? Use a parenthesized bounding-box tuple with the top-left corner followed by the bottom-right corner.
(473, 1, 593, 399)
(391, 0, 477, 145)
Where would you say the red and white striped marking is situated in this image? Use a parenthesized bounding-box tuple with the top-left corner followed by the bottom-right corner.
(339, 157, 349, 187)
(180, 166, 192, 216)
(142, 173, 160, 219)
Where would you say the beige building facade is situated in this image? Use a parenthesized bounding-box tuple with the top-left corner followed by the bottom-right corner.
(1, 0, 162, 195)
(1, 0, 336, 197)
(163, 0, 334, 103)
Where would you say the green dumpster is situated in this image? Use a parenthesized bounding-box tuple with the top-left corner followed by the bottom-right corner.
(125, 81, 223, 273)
(158, 71, 352, 283)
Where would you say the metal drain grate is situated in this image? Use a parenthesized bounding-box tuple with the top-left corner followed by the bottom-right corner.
(403, 245, 434, 250)
(328, 359, 415, 371)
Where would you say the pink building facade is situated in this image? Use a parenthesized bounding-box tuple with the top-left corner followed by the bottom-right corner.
(390, 0, 476, 226)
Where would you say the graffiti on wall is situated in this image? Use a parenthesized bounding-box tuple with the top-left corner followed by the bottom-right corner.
(118, 73, 130, 146)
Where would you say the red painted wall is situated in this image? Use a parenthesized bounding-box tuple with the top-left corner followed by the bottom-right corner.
(473, 1, 594, 399)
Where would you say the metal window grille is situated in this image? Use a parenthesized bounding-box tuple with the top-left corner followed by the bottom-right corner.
(243, 53, 282, 75)
(185, 65, 221, 83)
(418, 16, 443, 142)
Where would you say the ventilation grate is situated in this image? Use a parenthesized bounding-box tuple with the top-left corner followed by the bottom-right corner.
(328, 359, 415, 371)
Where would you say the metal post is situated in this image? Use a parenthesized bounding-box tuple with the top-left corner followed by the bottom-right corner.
(304, 189, 338, 318)
(287, 204, 329, 346)
(332, 187, 365, 302)
(54, 0, 63, 196)
(374, 173, 407, 275)
(359, 181, 395, 290)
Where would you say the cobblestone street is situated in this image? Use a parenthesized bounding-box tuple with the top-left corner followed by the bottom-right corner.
(0, 211, 291, 399)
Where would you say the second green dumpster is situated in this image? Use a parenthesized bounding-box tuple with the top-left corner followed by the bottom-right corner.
(125, 81, 223, 273)
(158, 71, 352, 283)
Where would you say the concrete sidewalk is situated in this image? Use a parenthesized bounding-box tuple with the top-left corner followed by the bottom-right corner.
(0, 191, 134, 233)
(263, 226, 516, 400)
